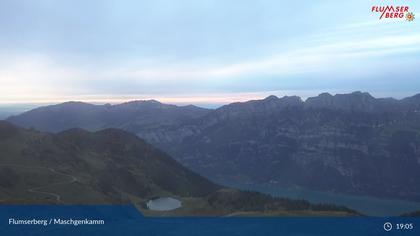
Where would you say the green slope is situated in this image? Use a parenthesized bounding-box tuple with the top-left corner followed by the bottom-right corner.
(0, 121, 357, 216)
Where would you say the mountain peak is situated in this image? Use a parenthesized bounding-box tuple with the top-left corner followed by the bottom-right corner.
(121, 99, 162, 106)
(318, 92, 332, 97)
(116, 99, 171, 110)
(349, 91, 374, 98)
(31, 101, 97, 112)
(305, 91, 377, 111)
(263, 95, 303, 105)
(264, 95, 279, 101)
(279, 95, 303, 104)
(60, 101, 90, 105)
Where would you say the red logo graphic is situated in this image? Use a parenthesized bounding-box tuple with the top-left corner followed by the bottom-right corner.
(371, 5, 414, 21)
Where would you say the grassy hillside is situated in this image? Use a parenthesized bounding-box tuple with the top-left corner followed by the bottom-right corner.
(0, 121, 358, 216)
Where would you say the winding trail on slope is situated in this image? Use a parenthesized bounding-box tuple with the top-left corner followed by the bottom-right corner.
(0, 164, 77, 203)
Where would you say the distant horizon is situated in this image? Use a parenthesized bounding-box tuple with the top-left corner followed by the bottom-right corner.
(1, 90, 419, 110)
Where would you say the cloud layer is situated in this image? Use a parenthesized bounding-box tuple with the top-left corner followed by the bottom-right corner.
(0, 0, 419, 105)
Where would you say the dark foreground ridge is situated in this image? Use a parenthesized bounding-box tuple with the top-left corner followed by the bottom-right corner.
(0, 121, 357, 216)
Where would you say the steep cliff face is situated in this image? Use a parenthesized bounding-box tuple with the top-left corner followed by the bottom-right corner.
(7, 92, 420, 201)
(138, 93, 420, 201)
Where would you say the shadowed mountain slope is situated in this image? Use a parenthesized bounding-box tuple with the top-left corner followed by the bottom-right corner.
(0, 121, 358, 216)
(6, 92, 420, 202)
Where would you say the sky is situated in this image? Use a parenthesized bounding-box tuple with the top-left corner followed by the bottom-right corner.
(0, 0, 419, 107)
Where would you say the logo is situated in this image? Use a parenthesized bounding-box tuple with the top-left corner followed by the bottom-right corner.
(406, 12, 415, 21)
(371, 5, 415, 21)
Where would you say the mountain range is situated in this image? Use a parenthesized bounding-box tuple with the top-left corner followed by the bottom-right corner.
(0, 121, 356, 216)
(7, 100, 210, 133)
(6, 91, 420, 202)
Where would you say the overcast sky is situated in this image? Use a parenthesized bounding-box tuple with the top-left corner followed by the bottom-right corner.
(0, 0, 419, 106)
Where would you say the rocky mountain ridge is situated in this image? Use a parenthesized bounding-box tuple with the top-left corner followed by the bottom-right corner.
(6, 92, 420, 202)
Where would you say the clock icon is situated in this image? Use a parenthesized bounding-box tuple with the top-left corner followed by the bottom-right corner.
(384, 222, 393, 232)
